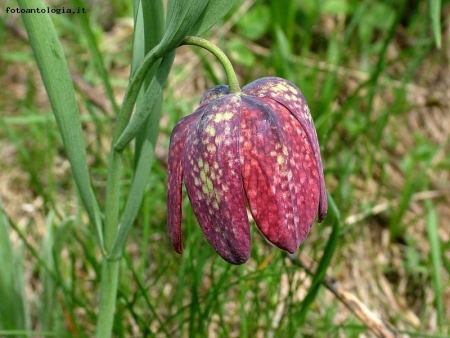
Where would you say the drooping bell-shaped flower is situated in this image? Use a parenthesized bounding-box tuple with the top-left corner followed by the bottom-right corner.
(167, 77, 327, 264)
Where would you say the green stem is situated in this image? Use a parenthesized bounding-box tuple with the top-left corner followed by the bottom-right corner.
(95, 259, 120, 338)
(96, 30, 164, 338)
(181, 36, 241, 93)
(103, 44, 164, 255)
(18, 0, 104, 249)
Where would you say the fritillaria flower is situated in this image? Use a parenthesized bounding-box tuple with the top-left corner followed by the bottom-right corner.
(167, 77, 327, 264)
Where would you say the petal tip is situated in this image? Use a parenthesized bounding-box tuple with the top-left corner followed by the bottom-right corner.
(173, 243, 183, 255)
(220, 249, 251, 265)
(318, 210, 327, 223)
(318, 187, 328, 223)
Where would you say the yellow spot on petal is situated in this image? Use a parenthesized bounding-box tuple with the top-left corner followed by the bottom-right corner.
(274, 82, 289, 92)
(200, 170, 206, 182)
(205, 125, 216, 136)
(288, 85, 298, 94)
(213, 112, 233, 123)
(223, 112, 233, 120)
(206, 176, 213, 192)
(207, 144, 216, 153)
(277, 154, 285, 165)
(212, 201, 219, 210)
(199, 166, 221, 205)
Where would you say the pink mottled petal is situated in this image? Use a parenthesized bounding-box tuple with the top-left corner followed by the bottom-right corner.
(182, 94, 251, 264)
(240, 96, 320, 253)
(243, 77, 327, 221)
(167, 110, 204, 254)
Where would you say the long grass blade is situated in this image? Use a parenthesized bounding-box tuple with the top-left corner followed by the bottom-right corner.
(0, 200, 30, 335)
(425, 200, 444, 331)
(38, 211, 61, 332)
(131, 0, 165, 79)
(189, 0, 241, 36)
(296, 193, 340, 326)
(390, 149, 436, 241)
(111, 53, 175, 257)
(160, 0, 209, 53)
(71, 0, 119, 115)
(132, 0, 165, 168)
(429, 0, 442, 48)
(18, 0, 103, 248)
(115, 55, 174, 151)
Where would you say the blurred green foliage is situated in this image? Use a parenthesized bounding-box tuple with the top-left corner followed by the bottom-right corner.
(0, 0, 448, 336)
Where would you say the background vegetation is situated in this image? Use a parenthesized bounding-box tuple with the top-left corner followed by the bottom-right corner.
(0, 0, 449, 336)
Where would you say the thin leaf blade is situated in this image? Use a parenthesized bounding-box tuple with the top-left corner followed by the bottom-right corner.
(425, 200, 444, 331)
(297, 193, 340, 325)
(112, 53, 176, 257)
(18, 0, 103, 247)
(189, 0, 241, 36)
(430, 0, 442, 48)
(0, 201, 30, 332)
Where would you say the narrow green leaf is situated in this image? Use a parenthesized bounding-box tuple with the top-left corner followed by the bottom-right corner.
(238, 266, 248, 337)
(425, 200, 444, 331)
(189, 0, 241, 36)
(102, 2, 168, 255)
(274, 24, 293, 79)
(112, 0, 209, 153)
(131, 0, 163, 93)
(132, 0, 165, 168)
(5, 211, 75, 334)
(111, 98, 162, 257)
(269, 0, 296, 41)
(109, 50, 161, 147)
(297, 193, 340, 325)
(160, 0, 209, 54)
(18, 0, 103, 248)
(430, 0, 442, 49)
(390, 144, 436, 241)
(132, 0, 165, 78)
(102, 36, 163, 255)
(110, 53, 175, 257)
(71, 0, 119, 114)
(115, 55, 175, 151)
(95, 259, 120, 338)
(39, 211, 58, 332)
(0, 201, 30, 334)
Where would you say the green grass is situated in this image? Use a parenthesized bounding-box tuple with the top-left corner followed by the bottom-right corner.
(1, 0, 449, 336)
